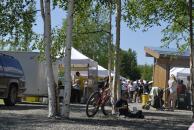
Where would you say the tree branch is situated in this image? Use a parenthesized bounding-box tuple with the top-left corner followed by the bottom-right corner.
(26, 9, 41, 14)
(40, 0, 45, 22)
(172, 17, 189, 32)
(76, 29, 111, 35)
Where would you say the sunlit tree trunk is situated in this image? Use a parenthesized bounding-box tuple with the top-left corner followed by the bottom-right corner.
(61, 0, 74, 118)
(108, 1, 116, 114)
(40, 0, 56, 117)
(188, 0, 194, 118)
(113, 0, 121, 101)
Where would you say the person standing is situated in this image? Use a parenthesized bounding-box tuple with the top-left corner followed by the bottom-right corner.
(121, 80, 128, 96)
(167, 74, 177, 111)
(177, 80, 186, 95)
(134, 80, 139, 103)
(72, 72, 81, 103)
(137, 79, 144, 103)
(143, 81, 150, 94)
(128, 80, 135, 103)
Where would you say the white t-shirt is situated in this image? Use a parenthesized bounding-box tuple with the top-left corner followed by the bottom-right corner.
(72, 75, 81, 90)
(168, 79, 177, 94)
(128, 84, 136, 92)
(121, 83, 128, 91)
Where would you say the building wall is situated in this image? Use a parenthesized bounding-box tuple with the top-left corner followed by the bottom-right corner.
(153, 57, 189, 89)
(153, 63, 169, 89)
(153, 60, 170, 103)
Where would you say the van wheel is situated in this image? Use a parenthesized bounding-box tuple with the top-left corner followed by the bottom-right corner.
(4, 86, 17, 106)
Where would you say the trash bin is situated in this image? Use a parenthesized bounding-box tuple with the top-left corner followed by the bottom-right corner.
(177, 94, 187, 110)
(142, 94, 149, 106)
(186, 92, 191, 109)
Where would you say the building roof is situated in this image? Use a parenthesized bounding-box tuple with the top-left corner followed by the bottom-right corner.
(144, 46, 190, 59)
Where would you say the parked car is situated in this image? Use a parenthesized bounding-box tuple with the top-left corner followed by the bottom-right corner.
(0, 53, 25, 106)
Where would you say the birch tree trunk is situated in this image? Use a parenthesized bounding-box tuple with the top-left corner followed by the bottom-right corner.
(61, 0, 74, 118)
(40, 0, 56, 117)
(113, 0, 121, 101)
(188, 0, 194, 118)
(108, 2, 116, 114)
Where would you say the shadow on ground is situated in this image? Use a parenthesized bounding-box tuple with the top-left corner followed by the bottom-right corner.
(0, 103, 192, 130)
(0, 103, 47, 110)
(0, 113, 191, 130)
(144, 111, 190, 119)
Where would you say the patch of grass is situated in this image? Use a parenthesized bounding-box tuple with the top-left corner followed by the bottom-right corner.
(0, 99, 4, 104)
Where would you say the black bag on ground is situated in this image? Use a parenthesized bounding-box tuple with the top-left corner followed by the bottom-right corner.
(128, 110, 144, 119)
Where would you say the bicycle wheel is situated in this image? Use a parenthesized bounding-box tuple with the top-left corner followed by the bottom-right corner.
(101, 96, 111, 116)
(86, 91, 101, 117)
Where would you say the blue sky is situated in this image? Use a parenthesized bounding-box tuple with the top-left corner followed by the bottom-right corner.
(33, 2, 165, 65)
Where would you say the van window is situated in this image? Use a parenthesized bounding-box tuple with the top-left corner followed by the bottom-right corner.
(0, 57, 4, 72)
(3, 56, 15, 68)
(14, 59, 23, 71)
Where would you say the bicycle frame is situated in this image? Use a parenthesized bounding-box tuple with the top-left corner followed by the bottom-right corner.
(97, 87, 111, 107)
(86, 78, 111, 117)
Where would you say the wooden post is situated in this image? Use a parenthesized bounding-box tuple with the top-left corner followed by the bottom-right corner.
(165, 63, 170, 107)
(152, 58, 156, 82)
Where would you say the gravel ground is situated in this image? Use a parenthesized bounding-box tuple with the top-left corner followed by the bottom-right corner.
(0, 103, 193, 130)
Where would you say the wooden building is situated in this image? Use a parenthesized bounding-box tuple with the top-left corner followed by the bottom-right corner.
(144, 47, 190, 99)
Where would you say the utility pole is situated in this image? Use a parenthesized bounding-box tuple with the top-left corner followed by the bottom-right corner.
(188, 0, 194, 118)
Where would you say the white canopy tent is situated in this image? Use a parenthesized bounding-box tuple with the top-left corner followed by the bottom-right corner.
(170, 67, 185, 77)
(57, 47, 98, 101)
(177, 68, 190, 77)
(57, 47, 123, 78)
(58, 47, 97, 68)
(57, 47, 98, 86)
(97, 66, 126, 79)
(71, 65, 113, 78)
(170, 67, 190, 85)
(98, 65, 114, 78)
(170, 67, 190, 77)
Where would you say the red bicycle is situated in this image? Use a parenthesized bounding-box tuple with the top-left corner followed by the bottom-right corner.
(86, 79, 111, 117)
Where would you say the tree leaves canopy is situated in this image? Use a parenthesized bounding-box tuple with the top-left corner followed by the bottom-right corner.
(120, 48, 141, 80)
(0, 0, 36, 51)
(123, 0, 190, 49)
